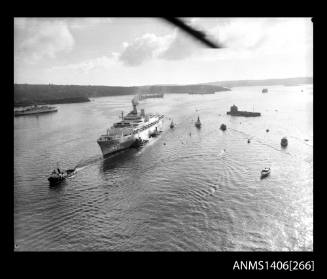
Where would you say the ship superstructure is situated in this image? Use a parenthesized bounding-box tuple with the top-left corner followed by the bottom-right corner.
(97, 100, 164, 156)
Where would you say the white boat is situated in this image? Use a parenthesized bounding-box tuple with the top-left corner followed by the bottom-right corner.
(97, 100, 164, 156)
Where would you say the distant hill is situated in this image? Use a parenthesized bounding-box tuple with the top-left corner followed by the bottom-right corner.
(201, 77, 313, 88)
(14, 84, 230, 107)
(14, 77, 312, 106)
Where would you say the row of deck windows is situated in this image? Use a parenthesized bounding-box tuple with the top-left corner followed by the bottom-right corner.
(133, 119, 161, 134)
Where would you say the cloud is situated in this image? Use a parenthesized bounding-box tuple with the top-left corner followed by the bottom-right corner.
(209, 18, 312, 53)
(48, 55, 117, 74)
(118, 29, 204, 66)
(158, 29, 203, 60)
(63, 17, 112, 29)
(15, 18, 75, 63)
(118, 33, 171, 66)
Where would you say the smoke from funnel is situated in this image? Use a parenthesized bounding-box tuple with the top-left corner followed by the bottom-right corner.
(132, 95, 139, 106)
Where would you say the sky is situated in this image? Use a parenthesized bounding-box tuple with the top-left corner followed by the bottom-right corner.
(14, 17, 313, 86)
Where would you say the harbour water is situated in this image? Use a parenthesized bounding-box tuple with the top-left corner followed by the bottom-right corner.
(14, 85, 313, 251)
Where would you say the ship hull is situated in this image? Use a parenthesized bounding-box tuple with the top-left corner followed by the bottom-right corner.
(227, 111, 261, 117)
(15, 108, 58, 116)
(97, 137, 135, 157)
(135, 120, 163, 141)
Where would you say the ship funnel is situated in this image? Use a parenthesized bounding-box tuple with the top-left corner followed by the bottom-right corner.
(141, 109, 145, 117)
(132, 96, 138, 114)
(132, 104, 137, 114)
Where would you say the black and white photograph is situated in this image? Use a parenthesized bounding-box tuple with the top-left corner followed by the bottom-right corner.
(14, 17, 313, 252)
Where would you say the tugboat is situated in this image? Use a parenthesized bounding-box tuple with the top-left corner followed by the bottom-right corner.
(195, 116, 201, 128)
(281, 137, 288, 147)
(220, 124, 227, 131)
(48, 167, 77, 185)
(261, 167, 271, 179)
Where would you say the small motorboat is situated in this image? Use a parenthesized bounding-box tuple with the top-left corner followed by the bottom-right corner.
(266, 129, 269, 132)
(195, 116, 201, 128)
(247, 139, 250, 143)
(281, 137, 288, 147)
(48, 167, 77, 185)
(261, 167, 271, 179)
(220, 124, 227, 131)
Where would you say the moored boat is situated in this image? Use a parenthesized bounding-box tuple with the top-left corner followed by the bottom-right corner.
(195, 116, 201, 128)
(170, 120, 175, 129)
(261, 167, 271, 179)
(281, 137, 288, 147)
(220, 124, 227, 131)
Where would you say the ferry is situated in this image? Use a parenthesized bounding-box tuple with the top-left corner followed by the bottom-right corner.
(227, 105, 261, 117)
(97, 100, 164, 156)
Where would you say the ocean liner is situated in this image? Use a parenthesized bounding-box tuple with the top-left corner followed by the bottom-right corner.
(14, 105, 58, 116)
(97, 99, 164, 156)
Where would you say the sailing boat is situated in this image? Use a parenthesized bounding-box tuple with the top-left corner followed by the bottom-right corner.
(195, 116, 201, 128)
(170, 119, 175, 129)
